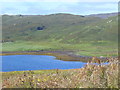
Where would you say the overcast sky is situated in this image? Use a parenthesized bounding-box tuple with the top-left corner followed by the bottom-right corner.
(0, 0, 119, 15)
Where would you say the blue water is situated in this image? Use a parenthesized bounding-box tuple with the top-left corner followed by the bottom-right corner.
(1, 55, 88, 72)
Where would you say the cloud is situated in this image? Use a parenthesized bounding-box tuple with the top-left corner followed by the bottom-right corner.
(0, 2, 118, 15)
(0, 0, 119, 2)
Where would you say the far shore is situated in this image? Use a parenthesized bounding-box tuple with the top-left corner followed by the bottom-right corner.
(0, 50, 109, 62)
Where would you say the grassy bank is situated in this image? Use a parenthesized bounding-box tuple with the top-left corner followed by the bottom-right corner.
(2, 41, 118, 57)
(2, 57, 118, 88)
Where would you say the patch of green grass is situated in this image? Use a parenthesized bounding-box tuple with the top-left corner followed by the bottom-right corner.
(2, 41, 118, 57)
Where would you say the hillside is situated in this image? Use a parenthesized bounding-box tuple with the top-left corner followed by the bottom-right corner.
(2, 13, 118, 43)
(86, 12, 118, 19)
(1, 13, 118, 56)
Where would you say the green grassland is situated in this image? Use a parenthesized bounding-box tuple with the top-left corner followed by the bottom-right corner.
(2, 13, 118, 57)
(2, 41, 118, 57)
(2, 14, 118, 43)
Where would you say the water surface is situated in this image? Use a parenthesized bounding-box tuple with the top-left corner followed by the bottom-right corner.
(1, 55, 87, 72)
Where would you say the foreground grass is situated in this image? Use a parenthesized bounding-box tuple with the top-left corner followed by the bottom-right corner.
(2, 41, 118, 57)
(2, 57, 119, 88)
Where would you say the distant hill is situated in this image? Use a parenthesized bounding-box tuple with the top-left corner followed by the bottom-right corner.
(2, 12, 118, 43)
(86, 12, 118, 18)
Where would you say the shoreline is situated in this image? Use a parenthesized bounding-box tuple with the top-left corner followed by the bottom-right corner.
(1, 50, 108, 62)
(1, 68, 82, 73)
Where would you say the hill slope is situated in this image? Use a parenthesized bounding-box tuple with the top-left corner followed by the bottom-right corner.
(2, 13, 118, 43)
(1, 13, 118, 56)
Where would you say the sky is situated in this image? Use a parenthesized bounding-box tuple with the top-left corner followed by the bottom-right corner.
(0, 0, 119, 15)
